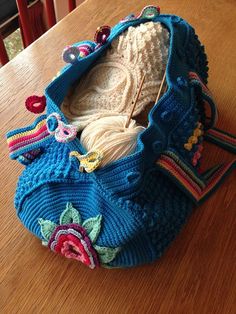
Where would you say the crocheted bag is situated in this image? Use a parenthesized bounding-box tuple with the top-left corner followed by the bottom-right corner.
(7, 6, 236, 269)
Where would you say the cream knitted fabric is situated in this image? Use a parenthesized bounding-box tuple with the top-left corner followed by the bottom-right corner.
(61, 22, 169, 130)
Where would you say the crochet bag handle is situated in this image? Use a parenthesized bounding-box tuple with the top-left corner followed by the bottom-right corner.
(200, 128, 236, 201)
(157, 127, 236, 204)
(156, 71, 235, 204)
(188, 72, 218, 130)
(6, 115, 50, 165)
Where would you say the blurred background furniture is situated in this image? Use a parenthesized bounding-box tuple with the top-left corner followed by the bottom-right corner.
(0, 0, 84, 66)
(0, 0, 46, 65)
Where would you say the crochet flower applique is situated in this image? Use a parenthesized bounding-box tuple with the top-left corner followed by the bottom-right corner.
(38, 203, 120, 269)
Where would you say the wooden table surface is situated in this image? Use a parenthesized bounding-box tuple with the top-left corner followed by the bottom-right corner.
(1, 0, 235, 313)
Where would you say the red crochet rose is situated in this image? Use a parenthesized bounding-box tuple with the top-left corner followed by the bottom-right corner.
(39, 203, 120, 269)
(48, 224, 99, 269)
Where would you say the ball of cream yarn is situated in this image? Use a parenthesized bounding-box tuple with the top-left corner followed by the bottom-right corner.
(80, 115, 145, 167)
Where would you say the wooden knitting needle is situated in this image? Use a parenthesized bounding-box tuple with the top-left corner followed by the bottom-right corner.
(163, 84, 168, 93)
(155, 70, 166, 104)
(125, 74, 146, 128)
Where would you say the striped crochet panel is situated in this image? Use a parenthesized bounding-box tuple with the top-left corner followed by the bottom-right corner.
(205, 128, 236, 154)
(6, 115, 50, 164)
(157, 150, 236, 204)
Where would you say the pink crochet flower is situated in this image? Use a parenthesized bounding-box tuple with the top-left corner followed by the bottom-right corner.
(38, 203, 120, 269)
(48, 224, 99, 269)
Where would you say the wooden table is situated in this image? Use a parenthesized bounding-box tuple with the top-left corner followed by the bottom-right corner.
(1, 1, 235, 313)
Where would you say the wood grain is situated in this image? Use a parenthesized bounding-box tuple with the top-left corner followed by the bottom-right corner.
(0, 1, 235, 313)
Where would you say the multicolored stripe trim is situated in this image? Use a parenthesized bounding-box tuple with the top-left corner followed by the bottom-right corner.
(189, 72, 212, 97)
(157, 151, 206, 203)
(17, 149, 42, 166)
(200, 159, 236, 202)
(6, 115, 51, 163)
(205, 128, 236, 154)
(157, 150, 236, 204)
(189, 71, 218, 129)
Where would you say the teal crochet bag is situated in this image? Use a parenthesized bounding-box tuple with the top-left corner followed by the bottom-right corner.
(6, 6, 236, 269)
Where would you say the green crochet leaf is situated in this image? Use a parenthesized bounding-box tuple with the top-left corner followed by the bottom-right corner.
(38, 218, 56, 242)
(60, 202, 82, 225)
(82, 215, 102, 243)
(94, 245, 120, 264)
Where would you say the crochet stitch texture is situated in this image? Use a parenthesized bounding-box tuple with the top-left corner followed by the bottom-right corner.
(6, 7, 236, 269)
(61, 21, 169, 130)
